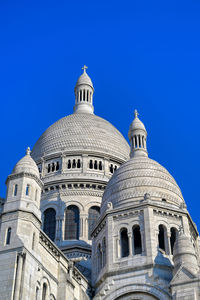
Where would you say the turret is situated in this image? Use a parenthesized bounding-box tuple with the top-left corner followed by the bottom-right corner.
(128, 110, 148, 158)
(73, 65, 94, 114)
(173, 227, 199, 275)
(0, 147, 43, 249)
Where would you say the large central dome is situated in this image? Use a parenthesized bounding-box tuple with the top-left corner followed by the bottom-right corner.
(31, 113, 130, 161)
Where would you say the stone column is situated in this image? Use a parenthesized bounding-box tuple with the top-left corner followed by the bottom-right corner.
(61, 154, 66, 174)
(140, 229, 145, 254)
(14, 252, 25, 300)
(128, 233, 133, 256)
(104, 158, 110, 176)
(166, 232, 171, 255)
(82, 154, 88, 173)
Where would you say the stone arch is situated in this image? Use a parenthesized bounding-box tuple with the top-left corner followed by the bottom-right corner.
(39, 277, 51, 300)
(103, 283, 172, 300)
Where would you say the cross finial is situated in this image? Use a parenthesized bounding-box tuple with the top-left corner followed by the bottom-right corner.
(82, 65, 88, 73)
(134, 109, 139, 118)
(26, 147, 31, 155)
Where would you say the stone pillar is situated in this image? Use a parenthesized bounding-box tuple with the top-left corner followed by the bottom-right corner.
(140, 229, 145, 254)
(14, 252, 25, 300)
(55, 216, 64, 244)
(82, 154, 88, 173)
(166, 232, 171, 255)
(128, 233, 133, 256)
(104, 158, 110, 176)
(61, 154, 66, 174)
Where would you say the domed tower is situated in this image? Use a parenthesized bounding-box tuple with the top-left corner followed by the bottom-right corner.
(0, 147, 43, 251)
(92, 111, 199, 300)
(31, 67, 130, 278)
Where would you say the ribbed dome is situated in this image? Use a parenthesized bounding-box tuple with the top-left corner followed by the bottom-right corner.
(31, 113, 130, 161)
(75, 71, 93, 89)
(101, 156, 184, 212)
(13, 148, 39, 177)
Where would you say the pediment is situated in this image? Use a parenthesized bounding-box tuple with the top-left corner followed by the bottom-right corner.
(171, 265, 196, 284)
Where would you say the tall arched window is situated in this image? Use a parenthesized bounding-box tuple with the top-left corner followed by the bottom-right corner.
(97, 243, 102, 272)
(158, 224, 166, 252)
(13, 184, 18, 196)
(102, 237, 106, 267)
(65, 205, 80, 240)
(42, 283, 47, 300)
(133, 225, 142, 255)
(26, 184, 30, 196)
(43, 208, 56, 241)
(170, 227, 178, 254)
(88, 206, 100, 239)
(120, 228, 129, 258)
(6, 227, 11, 245)
(36, 287, 39, 300)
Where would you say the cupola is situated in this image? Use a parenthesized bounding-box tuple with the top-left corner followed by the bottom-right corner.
(74, 65, 94, 114)
(128, 110, 148, 158)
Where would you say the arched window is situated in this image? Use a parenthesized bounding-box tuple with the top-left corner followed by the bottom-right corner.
(47, 164, 51, 173)
(26, 184, 30, 196)
(97, 244, 102, 272)
(89, 160, 93, 169)
(110, 164, 114, 173)
(139, 135, 141, 147)
(170, 227, 178, 254)
(56, 161, 59, 171)
(134, 135, 137, 148)
(6, 227, 11, 245)
(158, 224, 166, 252)
(77, 159, 81, 168)
(72, 159, 76, 168)
(83, 89, 85, 101)
(88, 206, 100, 239)
(35, 189, 38, 201)
(99, 161, 103, 170)
(87, 90, 89, 102)
(102, 237, 106, 267)
(14, 184, 18, 196)
(36, 287, 39, 300)
(42, 283, 47, 300)
(52, 163, 55, 172)
(142, 136, 144, 148)
(80, 90, 82, 101)
(65, 205, 80, 240)
(133, 225, 142, 255)
(94, 160, 98, 170)
(120, 228, 129, 258)
(67, 160, 71, 169)
(43, 208, 56, 241)
(32, 232, 35, 250)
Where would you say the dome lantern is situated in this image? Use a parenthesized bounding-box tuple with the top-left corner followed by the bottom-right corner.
(128, 110, 148, 158)
(74, 65, 94, 114)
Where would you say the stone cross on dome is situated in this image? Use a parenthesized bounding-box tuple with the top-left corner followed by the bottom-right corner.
(82, 65, 88, 73)
(26, 147, 31, 155)
(134, 109, 139, 118)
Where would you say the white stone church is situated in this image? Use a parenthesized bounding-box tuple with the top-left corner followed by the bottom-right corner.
(0, 67, 200, 299)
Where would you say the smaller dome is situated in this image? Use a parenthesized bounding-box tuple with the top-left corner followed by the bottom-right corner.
(129, 110, 146, 132)
(12, 147, 39, 177)
(75, 65, 93, 89)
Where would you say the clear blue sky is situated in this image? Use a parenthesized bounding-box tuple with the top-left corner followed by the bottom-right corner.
(1, 1, 200, 228)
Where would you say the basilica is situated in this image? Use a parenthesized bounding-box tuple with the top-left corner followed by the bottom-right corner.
(0, 67, 200, 300)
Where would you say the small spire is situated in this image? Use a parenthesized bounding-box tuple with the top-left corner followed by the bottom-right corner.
(82, 65, 88, 73)
(134, 109, 139, 118)
(26, 147, 31, 155)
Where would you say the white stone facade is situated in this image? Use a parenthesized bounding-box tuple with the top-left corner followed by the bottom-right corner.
(0, 68, 200, 299)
